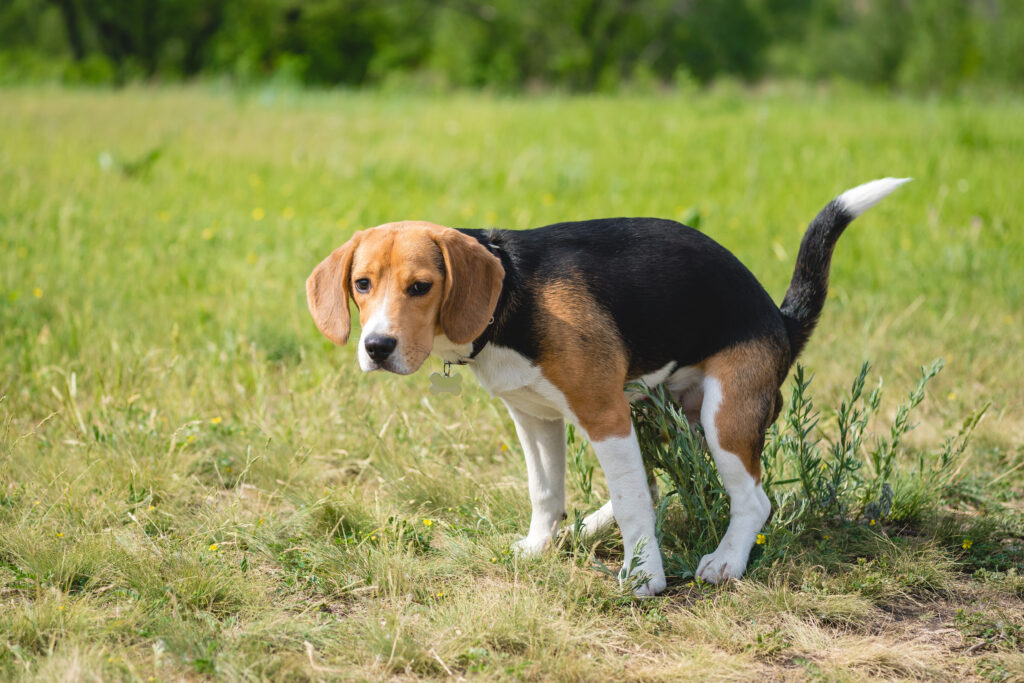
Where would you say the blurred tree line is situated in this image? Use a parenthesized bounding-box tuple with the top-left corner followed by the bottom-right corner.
(1, 0, 1022, 91)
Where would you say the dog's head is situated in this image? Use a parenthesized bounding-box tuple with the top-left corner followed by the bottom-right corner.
(306, 221, 504, 374)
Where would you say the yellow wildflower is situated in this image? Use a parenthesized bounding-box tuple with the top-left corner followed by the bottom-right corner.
(201, 227, 215, 241)
(257, 517, 265, 526)
(962, 539, 973, 550)
(422, 519, 433, 527)
(251, 207, 265, 221)
(208, 543, 219, 551)
(147, 505, 155, 512)
(56, 532, 64, 538)
(869, 519, 876, 526)
(281, 206, 295, 220)
(756, 533, 766, 545)
(58, 605, 65, 611)
(210, 416, 222, 425)
(491, 557, 497, 563)
(33, 500, 40, 506)
(33, 287, 43, 298)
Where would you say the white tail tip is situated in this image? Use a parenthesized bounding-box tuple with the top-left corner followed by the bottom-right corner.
(836, 177, 912, 218)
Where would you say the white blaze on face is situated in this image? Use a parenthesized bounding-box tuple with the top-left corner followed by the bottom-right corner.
(356, 289, 407, 373)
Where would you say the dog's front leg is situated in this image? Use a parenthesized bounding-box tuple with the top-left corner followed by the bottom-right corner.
(505, 403, 566, 556)
(589, 426, 667, 597)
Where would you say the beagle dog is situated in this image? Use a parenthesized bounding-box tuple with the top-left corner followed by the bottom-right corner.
(307, 177, 910, 596)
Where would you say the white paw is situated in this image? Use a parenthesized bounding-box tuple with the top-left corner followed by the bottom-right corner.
(630, 572, 667, 597)
(696, 548, 748, 584)
(621, 546, 667, 597)
(511, 534, 551, 558)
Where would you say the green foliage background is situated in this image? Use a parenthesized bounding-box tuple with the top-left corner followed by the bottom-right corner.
(2, 0, 1024, 91)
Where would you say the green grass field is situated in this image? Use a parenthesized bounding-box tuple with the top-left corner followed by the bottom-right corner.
(1, 85, 1022, 680)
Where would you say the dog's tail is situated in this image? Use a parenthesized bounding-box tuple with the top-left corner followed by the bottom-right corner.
(780, 177, 912, 359)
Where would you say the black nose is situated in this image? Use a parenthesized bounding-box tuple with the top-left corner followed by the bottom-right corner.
(364, 334, 397, 362)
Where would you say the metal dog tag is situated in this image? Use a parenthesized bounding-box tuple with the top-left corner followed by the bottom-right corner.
(429, 362, 462, 396)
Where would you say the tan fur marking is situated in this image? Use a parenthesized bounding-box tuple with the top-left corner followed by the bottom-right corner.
(700, 339, 787, 482)
(433, 228, 504, 344)
(306, 231, 364, 345)
(534, 276, 631, 441)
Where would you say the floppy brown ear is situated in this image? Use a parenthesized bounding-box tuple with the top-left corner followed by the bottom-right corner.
(435, 229, 505, 344)
(306, 232, 362, 345)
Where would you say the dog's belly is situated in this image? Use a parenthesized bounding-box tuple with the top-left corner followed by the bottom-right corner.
(498, 387, 566, 421)
(470, 345, 705, 424)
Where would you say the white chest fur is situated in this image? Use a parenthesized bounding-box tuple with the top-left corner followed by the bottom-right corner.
(469, 345, 570, 421)
(430, 340, 570, 422)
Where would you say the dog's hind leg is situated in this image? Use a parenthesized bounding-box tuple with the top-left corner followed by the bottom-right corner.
(695, 343, 779, 584)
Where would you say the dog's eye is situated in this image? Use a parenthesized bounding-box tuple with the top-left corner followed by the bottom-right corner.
(353, 278, 370, 293)
(408, 281, 432, 297)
